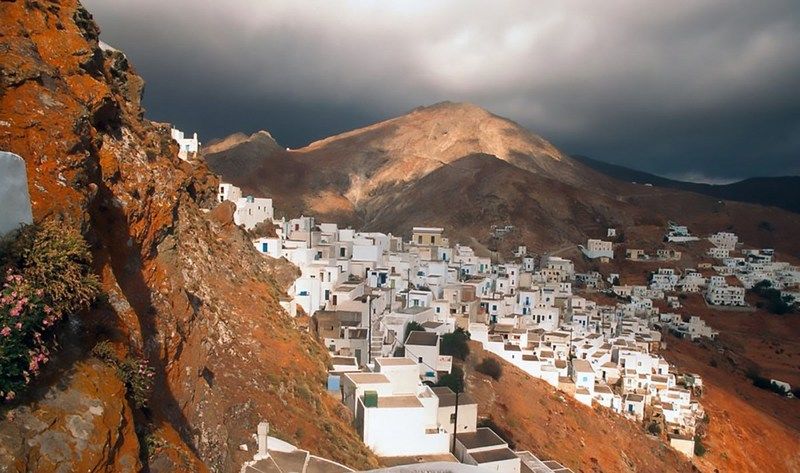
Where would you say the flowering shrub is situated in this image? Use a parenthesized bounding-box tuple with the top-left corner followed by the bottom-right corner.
(0, 221, 99, 402)
(92, 341, 155, 408)
(118, 356, 155, 408)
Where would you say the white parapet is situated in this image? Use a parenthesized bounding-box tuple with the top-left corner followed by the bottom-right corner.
(0, 151, 33, 236)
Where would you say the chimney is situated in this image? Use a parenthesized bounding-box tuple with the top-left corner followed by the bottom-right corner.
(255, 421, 270, 460)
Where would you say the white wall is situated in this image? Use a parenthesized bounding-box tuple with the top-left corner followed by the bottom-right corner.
(0, 152, 33, 236)
(360, 402, 450, 456)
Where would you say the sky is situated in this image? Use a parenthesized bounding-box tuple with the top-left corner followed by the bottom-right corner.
(83, 0, 800, 182)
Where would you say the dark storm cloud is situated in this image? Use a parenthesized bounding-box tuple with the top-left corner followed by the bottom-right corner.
(83, 0, 800, 181)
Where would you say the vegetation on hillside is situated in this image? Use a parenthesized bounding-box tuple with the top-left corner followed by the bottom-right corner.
(746, 366, 794, 397)
(404, 321, 425, 341)
(476, 357, 503, 380)
(92, 340, 155, 408)
(0, 220, 100, 401)
(441, 327, 471, 360)
(435, 365, 465, 393)
(752, 280, 796, 314)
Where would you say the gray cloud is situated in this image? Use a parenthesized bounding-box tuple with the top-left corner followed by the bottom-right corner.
(83, 0, 800, 180)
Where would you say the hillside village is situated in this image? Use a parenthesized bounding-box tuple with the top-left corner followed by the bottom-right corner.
(3, 2, 800, 470)
(211, 177, 799, 471)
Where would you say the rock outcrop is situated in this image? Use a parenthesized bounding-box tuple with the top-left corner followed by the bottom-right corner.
(0, 361, 141, 473)
(0, 1, 376, 471)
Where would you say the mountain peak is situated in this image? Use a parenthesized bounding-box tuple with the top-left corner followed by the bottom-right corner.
(415, 100, 487, 113)
(204, 129, 282, 155)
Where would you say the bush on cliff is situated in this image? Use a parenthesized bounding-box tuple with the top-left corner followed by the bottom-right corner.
(0, 220, 100, 401)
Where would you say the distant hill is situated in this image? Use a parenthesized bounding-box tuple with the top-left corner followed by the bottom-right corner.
(204, 102, 800, 256)
(572, 155, 800, 214)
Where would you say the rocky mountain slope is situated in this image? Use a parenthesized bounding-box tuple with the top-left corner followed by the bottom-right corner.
(205, 104, 800, 257)
(0, 1, 376, 471)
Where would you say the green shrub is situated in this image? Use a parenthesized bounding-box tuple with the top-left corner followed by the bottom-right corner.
(752, 280, 795, 315)
(0, 221, 99, 402)
(404, 321, 425, 341)
(117, 357, 155, 408)
(647, 422, 661, 435)
(92, 341, 155, 408)
(694, 435, 706, 456)
(745, 366, 791, 396)
(1, 220, 99, 317)
(435, 365, 464, 393)
(476, 357, 503, 380)
(441, 327, 470, 360)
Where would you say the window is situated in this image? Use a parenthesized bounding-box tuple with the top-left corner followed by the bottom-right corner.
(450, 413, 456, 423)
(418, 357, 423, 363)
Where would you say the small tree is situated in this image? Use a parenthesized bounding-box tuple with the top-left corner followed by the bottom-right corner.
(476, 357, 503, 380)
(404, 321, 425, 342)
(441, 327, 471, 360)
(647, 422, 661, 436)
(694, 435, 706, 456)
(435, 365, 464, 393)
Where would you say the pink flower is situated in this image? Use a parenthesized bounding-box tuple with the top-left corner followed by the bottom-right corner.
(5, 391, 15, 401)
(44, 306, 52, 314)
(0, 327, 10, 337)
(15, 323, 22, 330)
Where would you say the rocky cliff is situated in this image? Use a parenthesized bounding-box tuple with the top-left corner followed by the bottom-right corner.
(0, 1, 376, 471)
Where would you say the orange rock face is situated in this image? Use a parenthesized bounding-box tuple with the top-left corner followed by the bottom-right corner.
(0, 360, 141, 472)
(0, 1, 376, 471)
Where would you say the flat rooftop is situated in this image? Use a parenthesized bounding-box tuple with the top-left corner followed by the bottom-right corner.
(431, 386, 476, 407)
(378, 453, 459, 466)
(572, 359, 594, 373)
(375, 357, 416, 366)
(375, 395, 423, 408)
(470, 447, 519, 463)
(406, 331, 438, 346)
(330, 356, 357, 366)
(456, 428, 506, 450)
(345, 373, 390, 384)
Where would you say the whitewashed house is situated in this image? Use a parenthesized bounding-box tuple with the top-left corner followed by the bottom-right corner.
(708, 231, 738, 250)
(580, 239, 614, 260)
(170, 127, 200, 160)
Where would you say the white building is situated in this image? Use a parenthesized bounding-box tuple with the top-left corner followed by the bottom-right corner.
(708, 232, 738, 250)
(706, 284, 746, 306)
(405, 331, 452, 383)
(217, 182, 274, 230)
(455, 428, 521, 473)
(348, 359, 451, 457)
(170, 127, 200, 160)
(580, 239, 614, 260)
(235, 195, 274, 230)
